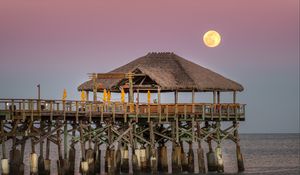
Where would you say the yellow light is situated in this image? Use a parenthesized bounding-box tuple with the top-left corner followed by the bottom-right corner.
(62, 89, 67, 101)
(80, 91, 86, 102)
(121, 88, 125, 103)
(107, 90, 111, 102)
(103, 89, 107, 102)
(147, 90, 151, 104)
(203, 30, 221, 47)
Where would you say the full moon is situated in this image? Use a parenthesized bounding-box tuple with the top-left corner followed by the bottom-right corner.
(203, 30, 221, 47)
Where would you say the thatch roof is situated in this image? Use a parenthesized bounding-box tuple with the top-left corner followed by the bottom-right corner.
(78, 52, 244, 92)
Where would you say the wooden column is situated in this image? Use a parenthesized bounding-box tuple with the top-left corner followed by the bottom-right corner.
(215, 122, 224, 173)
(45, 121, 51, 175)
(69, 123, 76, 175)
(128, 73, 134, 113)
(149, 121, 157, 173)
(86, 91, 89, 101)
(233, 91, 236, 104)
(197, 122, 206, 173)
(128, 73, 134, 103)
(136, 89, 140, 104)
(192, 89, 195, 104)
(206, 122, 217, 172)
(174, 90, 178, 104)
(233, 121, 244, 172)
(217, 91, 220, 104)
(157, 87, 161, 122)
(1, 122, 6, 159)
(93, 75, 97, 102)
(1, 121, 9, 175)
(157, 87, 161, 104)
(79, 121, 87, 174)
(38, 121, 45, 174)
(213, 91, 216, 104)
(64, 122, 68, 159)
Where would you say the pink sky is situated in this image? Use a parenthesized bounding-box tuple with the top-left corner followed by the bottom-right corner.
(0, 0, 299, 132)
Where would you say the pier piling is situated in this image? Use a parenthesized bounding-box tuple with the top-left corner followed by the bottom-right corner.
(187, 142, 194, 173)
(234, 122, 245, 172)
(157, 143, 168, 172)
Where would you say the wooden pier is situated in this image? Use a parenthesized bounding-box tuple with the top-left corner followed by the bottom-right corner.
(0, 99, 245, 174)
(0, 52, 246, 174)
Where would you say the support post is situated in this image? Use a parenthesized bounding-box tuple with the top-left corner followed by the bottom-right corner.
(213, 91, 216, 104)
(132, 123, 139, 172)
(63, 121, 70, 174)
(136, 89, 140, 104)
(215, 122, 224, 173)
(233, 91, 237, 104)
(187, 142, 194, 173)
(181, 141, 188, 172)
(38, 120, 45, 174)
(233, 121, 245, 172)
(80, 121, 88, 175)
(197, 121, 206, 173)
(45, 120, 51, 175)
(157, 87, 161, 104)
(86, 91, 89, 101)
(93, 74, 97, 102)
(69, 123, 76, 175)
(56, 125, 64, 175)
(128, 73, 134, 113)
(149, 121, 157, 173)
(1, 121, 9, 175)
(158, 87, 161, 122)
(172, 121, 181, 173)
(157, 143, 168, 172)
(206, 122, 217, 172)
(192, 89, 195, 104)
(30, 138, 38, 175)
(174, 90, 178, 104)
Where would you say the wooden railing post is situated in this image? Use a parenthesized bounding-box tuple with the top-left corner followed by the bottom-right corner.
(4, 101, 8, 110)
(101, 104, 104, 122)
(124, 103, 127, 123)
(22, 100, 26, 121)
(202, 104, 205, 120)
(235, 105, 238, 120)
(63, 101, 66, 121)
(210, 104, 213, 120)
(166, 104, 169, 122)
(147, 104, 150, 122)
(89, 104, 92, 123)
(75, 101, 79, 123)
(37, 99, 41, 119)
(50, 101, 53, 121)
(158, 104, 162, 123)
(219, 104, 222, 120)
(11, 99, 15, 120)
(227, 105, 230, 120)
(184, 104, 187, 120)
(112, 103, 116, 123)
(30, 100, 34, 121)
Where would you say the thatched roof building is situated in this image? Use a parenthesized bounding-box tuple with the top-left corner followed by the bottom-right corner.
(78, 52, 243, 92)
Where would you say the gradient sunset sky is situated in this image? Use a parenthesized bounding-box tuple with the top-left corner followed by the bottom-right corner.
(0, 0, 299, 133)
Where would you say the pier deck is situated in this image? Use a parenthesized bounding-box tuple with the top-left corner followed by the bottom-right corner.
(0, 99, 245, 122)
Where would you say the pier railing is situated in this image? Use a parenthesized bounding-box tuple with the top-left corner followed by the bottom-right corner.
(0, 99, 245, 121)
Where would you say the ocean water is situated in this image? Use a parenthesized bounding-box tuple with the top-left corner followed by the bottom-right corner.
(1, 134, 299, 175)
